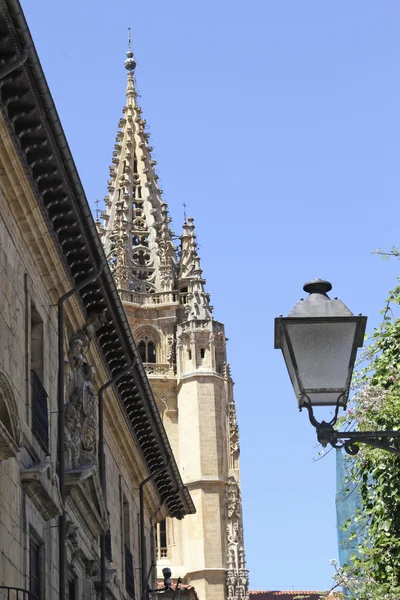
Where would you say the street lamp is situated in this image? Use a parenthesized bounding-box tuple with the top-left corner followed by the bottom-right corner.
(275, 279, 400, 456)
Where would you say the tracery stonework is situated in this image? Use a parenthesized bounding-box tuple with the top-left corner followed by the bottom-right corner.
(65, 313, 106, 470)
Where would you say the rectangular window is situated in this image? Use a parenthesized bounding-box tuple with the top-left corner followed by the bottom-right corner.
(105, 529, 112, 562)
(122, 493, 135, 596)
(156, 519, 168, 559)
(30, 303, 44, 382)
(180, 287, 188, 305)
(123, 494, 130, 549)
(30, 303, 49, 452)
(68, 578, 76, 600)
(31, 369, 49, 453)
(29, 537, 41, 599)
(124, 544, 135, 598)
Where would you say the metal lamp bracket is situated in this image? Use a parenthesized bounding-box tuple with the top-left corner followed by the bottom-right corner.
(301, 394, 400, 456)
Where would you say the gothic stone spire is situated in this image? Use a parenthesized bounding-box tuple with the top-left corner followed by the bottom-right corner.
(101, 34, 176, 293)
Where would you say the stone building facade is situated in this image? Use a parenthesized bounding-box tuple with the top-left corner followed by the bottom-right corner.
(0, 2, 194, 599)
(99, 38, 249, 600)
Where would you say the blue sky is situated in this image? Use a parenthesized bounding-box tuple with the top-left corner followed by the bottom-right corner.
(22, 0, 400, 591)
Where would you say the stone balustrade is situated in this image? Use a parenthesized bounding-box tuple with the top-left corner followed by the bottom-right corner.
(119, 290, 179, 306)
(143, 363, 171, 377)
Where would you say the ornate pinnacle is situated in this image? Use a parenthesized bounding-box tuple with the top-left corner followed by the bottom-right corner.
(102, 36, 178, 294)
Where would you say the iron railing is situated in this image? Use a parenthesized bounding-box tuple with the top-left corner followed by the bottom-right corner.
(0, 587, 39, 600)
(124, 545, 135, 598)
(31, 370, 49, 453)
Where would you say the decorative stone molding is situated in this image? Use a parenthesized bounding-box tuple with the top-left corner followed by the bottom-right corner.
(226, 477, 240, 519)
(224, 362, 240, 463)
(166, 334, 176, 371)
(94, 568, 121, 599)
(66, 519, 79, 548)
(21, 461, 62, 521)
(0, 371, 21, 459)
(84, 557, 100, 578)
(225, 357, 248, 599)
(134, 324, 160, 345)
(65, 465, 108, 539)
(144, 363, 170, 377)
(229, 399, 240, 459)
(65, 313, 105, 471)
(225, 478, 249, 599)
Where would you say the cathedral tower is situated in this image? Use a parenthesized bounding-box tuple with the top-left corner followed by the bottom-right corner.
(100, 38, 249, 600)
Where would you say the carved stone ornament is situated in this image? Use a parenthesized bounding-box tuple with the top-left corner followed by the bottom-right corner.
(166, 334, 176, 369)
(226, 477, 241, 519)
(0, 371, 21, 460)
(225, 477, 249, 600)
(229, 398, 240, 458)
(65, 313, 106, 471)
(21, 461, 62, 521)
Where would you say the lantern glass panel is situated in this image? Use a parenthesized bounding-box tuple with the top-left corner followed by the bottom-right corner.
(284, 320, 357, 406)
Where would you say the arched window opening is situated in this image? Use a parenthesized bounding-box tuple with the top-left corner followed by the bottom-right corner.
(138, 336, 157, 363)
(0, 396, 13, 438)
(147, 342, 156, 363)
(180, 287, 188, 305)
(138, 341, 146, 363)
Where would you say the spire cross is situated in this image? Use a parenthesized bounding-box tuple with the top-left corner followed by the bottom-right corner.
(183, 202, 187, 223)
(128, 27, 131, 51)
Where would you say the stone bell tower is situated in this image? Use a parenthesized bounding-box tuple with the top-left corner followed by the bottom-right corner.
(99, 34, 249, 600)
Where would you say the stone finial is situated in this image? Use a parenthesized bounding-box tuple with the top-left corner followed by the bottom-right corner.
(124, 28, 136, 71)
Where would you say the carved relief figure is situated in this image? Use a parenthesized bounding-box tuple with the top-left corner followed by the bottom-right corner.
(65, 313, 106, 470)
(166, 334, 176, 371)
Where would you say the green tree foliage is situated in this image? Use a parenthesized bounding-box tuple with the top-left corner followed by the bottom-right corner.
(332, 250, 400, 599)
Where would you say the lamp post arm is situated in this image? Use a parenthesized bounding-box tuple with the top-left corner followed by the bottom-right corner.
(333, 429, 400, 457)
(315, 422, 400, 457)
(303, 399, 400, 456)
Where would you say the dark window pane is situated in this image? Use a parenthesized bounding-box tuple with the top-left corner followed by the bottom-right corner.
(147, 342, 156, 363)
(125, 544, 135, 598)
(138, 341, 146, 363)
(69, 579, 76, 600)
(160, 519, 167, 548)
(105, 529, 112, 562)
(29, 538, 41, 598)
(31, 370, 49, 453)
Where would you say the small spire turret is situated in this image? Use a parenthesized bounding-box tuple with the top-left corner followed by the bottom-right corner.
(157, 202, 176, 291)
(178, 217, 211, 321)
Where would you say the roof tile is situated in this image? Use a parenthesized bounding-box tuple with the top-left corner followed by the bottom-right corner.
(249, 592, 340, 600)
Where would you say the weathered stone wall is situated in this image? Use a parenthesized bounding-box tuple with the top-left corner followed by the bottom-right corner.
(0, 181, 61, 596)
